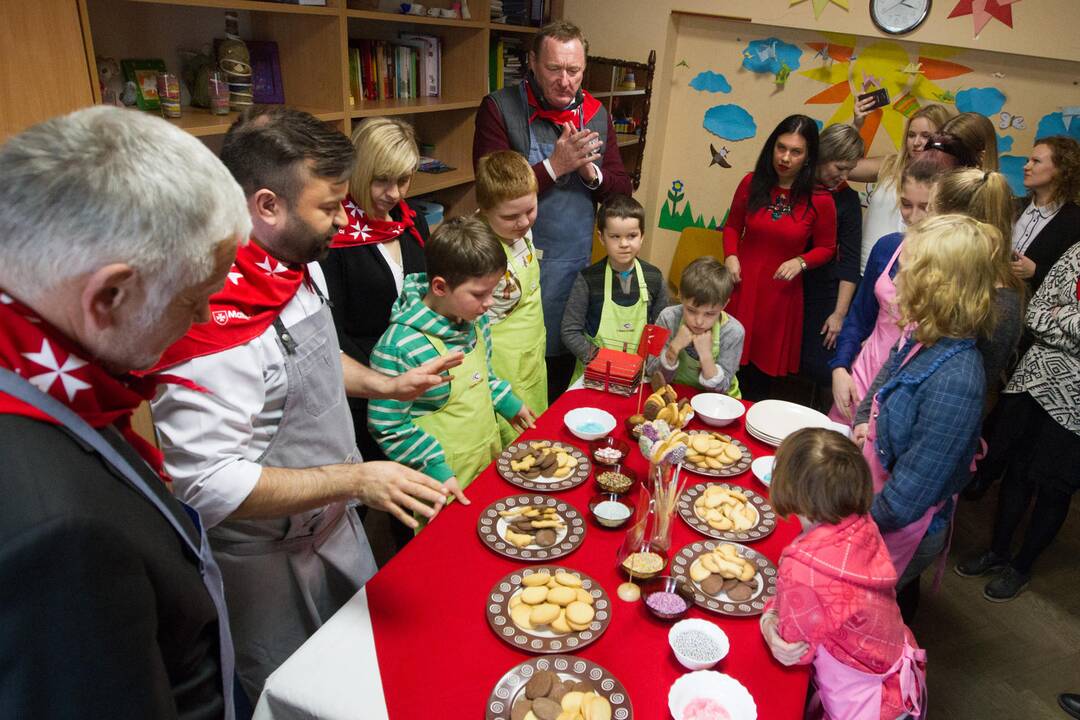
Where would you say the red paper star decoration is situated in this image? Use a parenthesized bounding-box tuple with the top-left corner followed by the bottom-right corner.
(948, 0, 1021, 36)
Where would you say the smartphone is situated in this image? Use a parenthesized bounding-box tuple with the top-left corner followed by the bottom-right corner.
(857, 87, 890, 111)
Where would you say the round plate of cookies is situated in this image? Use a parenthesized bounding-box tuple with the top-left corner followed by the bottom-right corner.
(477, 495, 587, 561)
(485, 654, 632, 720)
(680, 430, 752, 477)
(670, 540, 778, 617)
(486, 566, 611, 654)
(677, 483, 777, 542)
(497, 440, 592, 492)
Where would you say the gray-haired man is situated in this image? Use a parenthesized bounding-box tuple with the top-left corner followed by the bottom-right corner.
(0, 106, 249, 719)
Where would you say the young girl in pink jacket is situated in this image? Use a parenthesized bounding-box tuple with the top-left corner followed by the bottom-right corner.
(760, 428, 926, 719)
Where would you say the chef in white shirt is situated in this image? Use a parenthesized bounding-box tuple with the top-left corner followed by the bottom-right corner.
(150, 107, 460, 703)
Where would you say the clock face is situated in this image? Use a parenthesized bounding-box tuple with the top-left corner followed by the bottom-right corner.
(871, 0, 932, 35)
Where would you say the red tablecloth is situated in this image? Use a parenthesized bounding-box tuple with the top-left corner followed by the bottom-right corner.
(366, 387, 810, 719)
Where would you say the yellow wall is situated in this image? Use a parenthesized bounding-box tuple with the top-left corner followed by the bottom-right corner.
(564, 0, 1080, 274)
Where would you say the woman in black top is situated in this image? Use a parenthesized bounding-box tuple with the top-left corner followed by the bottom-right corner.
(800, 123, 864, 407)
(321, 117, 429, 466)
(1010, 135, 1080, 295)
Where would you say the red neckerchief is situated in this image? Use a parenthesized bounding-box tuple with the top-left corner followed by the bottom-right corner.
(331, 195, 423, 249)
(0, 290, 180, 483)
(151, 238, 307, 371)
(524, 77, 602, 129)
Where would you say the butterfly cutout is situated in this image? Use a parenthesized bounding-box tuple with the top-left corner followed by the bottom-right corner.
(999, 111, 1025, 130)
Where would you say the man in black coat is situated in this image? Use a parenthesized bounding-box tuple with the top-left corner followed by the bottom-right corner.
(0, 106, 251, 718)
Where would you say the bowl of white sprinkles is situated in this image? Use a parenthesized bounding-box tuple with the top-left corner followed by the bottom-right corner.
(668, 618, 730, 670)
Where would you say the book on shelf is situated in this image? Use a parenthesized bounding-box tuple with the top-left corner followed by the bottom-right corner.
(488, 35, 527, 91)
(348, 35, 440, 105)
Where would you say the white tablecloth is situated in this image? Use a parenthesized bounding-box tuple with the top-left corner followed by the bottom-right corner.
(253, 588, 388, 720)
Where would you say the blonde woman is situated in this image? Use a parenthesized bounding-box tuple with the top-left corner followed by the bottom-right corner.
(321, 117, 431, 488)
(850, 103, 953, 272)
(852, 215, 997, 599)
(942, 112, 1000, 171)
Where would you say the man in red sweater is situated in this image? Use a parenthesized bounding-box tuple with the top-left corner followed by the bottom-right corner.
(473, 20, 631, 399)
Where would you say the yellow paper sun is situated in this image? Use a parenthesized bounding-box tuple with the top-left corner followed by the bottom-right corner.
(799, 34, 972, 149)
(790, 0, 849, 20)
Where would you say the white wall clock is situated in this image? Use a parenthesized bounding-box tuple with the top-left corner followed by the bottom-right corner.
(870, 0, 932, 35)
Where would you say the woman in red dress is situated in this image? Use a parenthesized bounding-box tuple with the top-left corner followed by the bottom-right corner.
(723, 115, 837, 396)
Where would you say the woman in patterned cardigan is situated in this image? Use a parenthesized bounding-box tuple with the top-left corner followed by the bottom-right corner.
(955, 242, 1080, 601)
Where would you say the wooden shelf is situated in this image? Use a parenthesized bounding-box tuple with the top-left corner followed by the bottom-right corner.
(488, 22, 539, 34)
(592, 89, 646, 98)
(349, 96, 481, 117)
(409, 166, 474, 196)
(158, 106, 344, 137)
(126, 0, 339, 15)
(346, 8, 485, 28)
(616, 133, 640, 148)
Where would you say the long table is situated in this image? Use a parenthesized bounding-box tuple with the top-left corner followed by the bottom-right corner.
(256, 387, 810, 719)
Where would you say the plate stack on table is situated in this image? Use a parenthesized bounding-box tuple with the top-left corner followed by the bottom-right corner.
(363, 386, 809, 720)
(744, 399, 833, 448)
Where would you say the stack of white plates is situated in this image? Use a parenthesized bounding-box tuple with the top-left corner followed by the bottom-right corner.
(745, 399, 832, 448)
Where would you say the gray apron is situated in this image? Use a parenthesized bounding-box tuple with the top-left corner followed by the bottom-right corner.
(209, 293, 377, 702)
(491, 83, 611, 356)
(0, 367, 237, 720)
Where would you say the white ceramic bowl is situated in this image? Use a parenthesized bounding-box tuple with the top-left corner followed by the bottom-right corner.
(751, 456, 775, 488)
(563, 407, 617, 441)
(669, 670, 758, 720)
(668, 618, 730, 670)
(690, 393, 746, 427)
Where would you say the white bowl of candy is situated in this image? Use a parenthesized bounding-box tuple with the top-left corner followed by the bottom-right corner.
(668, 618, 730, 670)
(564, 407, 616, 440)
(669, 670, 757, 720)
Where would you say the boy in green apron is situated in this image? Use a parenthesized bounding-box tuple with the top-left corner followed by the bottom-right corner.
(476, 151, 549, 446)
(648, 256, 744, 397)
(560, 194, 669, 386)
(368, 217, 536, 506)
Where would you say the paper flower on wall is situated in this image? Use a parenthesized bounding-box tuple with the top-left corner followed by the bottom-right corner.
(800, 33, 972, 150)
(948, 0, 1021, 36)
(790, 0, 849, 20)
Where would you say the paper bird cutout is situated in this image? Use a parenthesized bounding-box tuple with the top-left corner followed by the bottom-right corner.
(709, 144, 732, 168)
(862, 74, 882, 91)
(948, 0, 1021, 37)
(790, 0, 849, 20)
(901, 62, 923, 75)
(1063, 107, 1080, 132)
(992, 72, 1006, 78)
(934, 89, 957, 103)
(675, 59, 690, 69)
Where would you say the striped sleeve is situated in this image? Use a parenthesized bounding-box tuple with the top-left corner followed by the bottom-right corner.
(480, 316, 523, 418)
(367, 324, 455, 483)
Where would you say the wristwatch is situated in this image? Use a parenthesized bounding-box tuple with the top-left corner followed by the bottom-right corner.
(797, 256, 808, 272)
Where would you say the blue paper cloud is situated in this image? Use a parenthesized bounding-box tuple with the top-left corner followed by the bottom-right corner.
(1035, 112, 1080, 141)
(704, 104, 757, 141)
(997, 134, 1013, 153)
(741, 37, 802, 75)
(999, 155, 1027, 197)
(815, 119, 824, 132)
(955, 87, 1006, 116)
(690, 71, 732, 93)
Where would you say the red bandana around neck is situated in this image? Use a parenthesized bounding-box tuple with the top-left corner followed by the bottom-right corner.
(0, 290, 176, 482)
(524, 79, 602, 130)
(330, 194, 423, 249)
(151, 238, 308, 372)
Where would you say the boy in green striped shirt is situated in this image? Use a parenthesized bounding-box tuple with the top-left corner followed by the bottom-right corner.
(368, 216, 536, 505)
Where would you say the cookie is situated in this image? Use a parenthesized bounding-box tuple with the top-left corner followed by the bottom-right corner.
(547, 585, 576, 607)
(532, 697, 562, 720)
(534, 529, 558, 547)
(574, 588, 594, 605)
(511, 603, 534, 630)
(522, 572, 551, 587)
(583, 695, 613, 720)
(511, 697, 533, 720)
(525, 670, 557, 699)
(721, 577, 739, 592)
(550, 610, 571, 634)
(530, 603, 561, 626)
(727, 582, 755, 602)
(699, 574, 728, 597)
(554, 571, 582, 588)
(521, 586, 549, 605)
(565, 600, 595, 626)
(549, 681, 569, 704)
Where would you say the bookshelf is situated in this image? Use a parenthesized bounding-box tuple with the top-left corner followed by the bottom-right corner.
(70, 0, 562, 216)
(583, 52, 656, 191)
